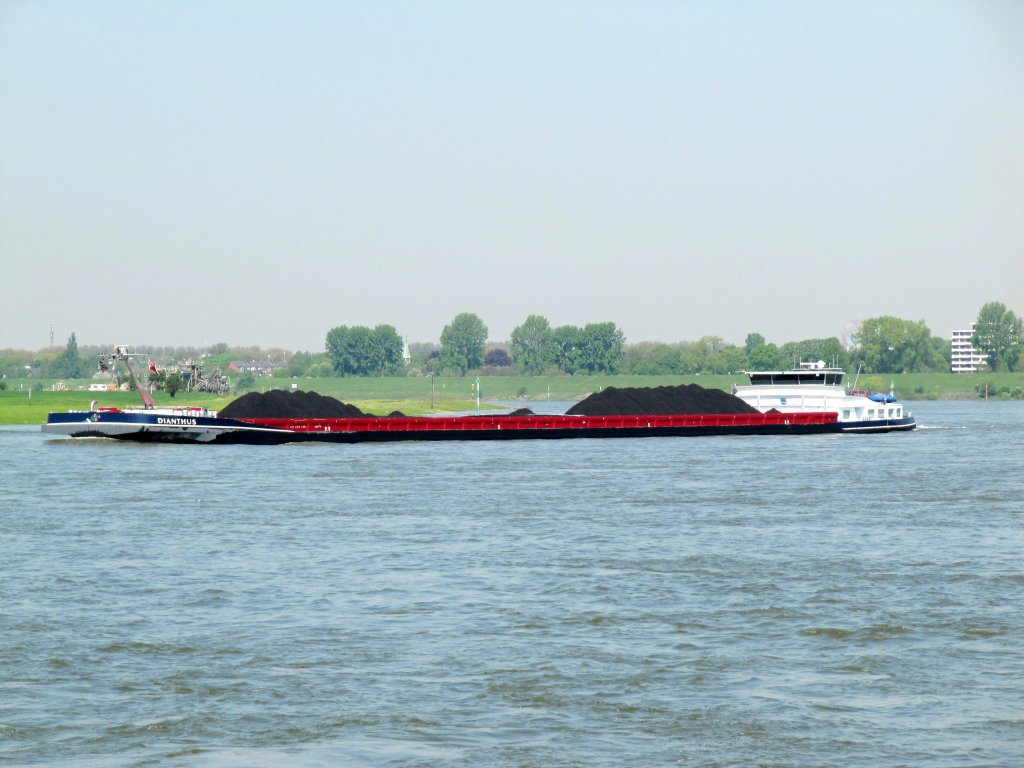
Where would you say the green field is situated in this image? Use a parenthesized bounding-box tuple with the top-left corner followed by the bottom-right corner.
(2, 371, 1021, 425)
(0, 384, 479, 426)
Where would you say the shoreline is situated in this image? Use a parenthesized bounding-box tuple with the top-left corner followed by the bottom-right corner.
(4, 372, 1022, 426)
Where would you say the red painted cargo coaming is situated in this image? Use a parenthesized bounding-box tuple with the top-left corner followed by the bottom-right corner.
(239, 411, 840, 441)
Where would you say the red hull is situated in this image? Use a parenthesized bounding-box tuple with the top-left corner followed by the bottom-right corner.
(238, 411, 839, 441)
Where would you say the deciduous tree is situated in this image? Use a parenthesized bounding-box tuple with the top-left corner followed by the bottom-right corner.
(577, 322, 625, 373)
(287, 350, 326, 377)
(326, 325, 406, 376)
(973, 301, 1022, 371)
(851, 317, 938, 373)
(50, 333, 85, 379)
(780, 337, 849, 369)
(165, 373, 183, 398)
(326, 325, 374, 376)
(67, 334, 84, 378)
(236, 372, 256, 392)
(368, 324, 405, 376)
(747, 342, 784, 371)
(510, 314, 554, 375)
(484, 347, 512, 368)
(440, 313, 488, 375)
(552, 325, 583, 374)
(744, 333, 766, 355)
(623, 342, 683, 375)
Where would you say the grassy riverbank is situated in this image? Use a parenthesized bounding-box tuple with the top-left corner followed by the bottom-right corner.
(0, 386, 484, 426)
(3, 372, 1021, 425)
(1, 374, 731, 425)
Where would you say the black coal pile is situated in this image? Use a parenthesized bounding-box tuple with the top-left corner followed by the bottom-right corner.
(506, 408, 536, 416)
(566, 384, 758, 416)
(220, 390, 368, 419)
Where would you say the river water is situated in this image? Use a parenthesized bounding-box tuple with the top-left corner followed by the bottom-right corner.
(2, 401, 1022, 767)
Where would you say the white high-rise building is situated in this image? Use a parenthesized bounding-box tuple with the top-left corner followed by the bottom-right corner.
(951, 324, 988, 373)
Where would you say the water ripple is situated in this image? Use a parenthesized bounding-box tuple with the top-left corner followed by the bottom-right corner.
(2, 402, 1023, 766)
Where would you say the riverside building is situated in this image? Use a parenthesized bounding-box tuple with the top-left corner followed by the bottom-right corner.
(951, 324, 988, 373)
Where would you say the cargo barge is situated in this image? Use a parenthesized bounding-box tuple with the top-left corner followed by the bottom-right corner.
(44, 408, 841, 444)
(42, 347, 842, 444)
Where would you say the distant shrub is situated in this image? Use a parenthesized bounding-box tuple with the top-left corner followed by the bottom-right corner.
(484, 348, 512, 368)
(307, 362, 335, 378)
(236, 372, 256, 393)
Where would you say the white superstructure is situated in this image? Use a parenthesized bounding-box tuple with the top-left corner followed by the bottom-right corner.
(733, 361, 915, 433)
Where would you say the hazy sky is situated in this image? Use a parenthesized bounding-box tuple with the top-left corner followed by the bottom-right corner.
(2, 1, 1022, 352)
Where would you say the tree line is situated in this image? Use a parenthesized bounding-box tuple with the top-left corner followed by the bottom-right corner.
(3, 302, 1020, 382)
(318, 303, 1020, 377)
(322, 314, 626, 377)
